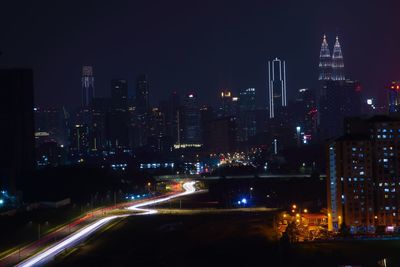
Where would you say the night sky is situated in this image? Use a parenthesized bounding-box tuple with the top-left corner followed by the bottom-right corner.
(0, 0, 399, 109)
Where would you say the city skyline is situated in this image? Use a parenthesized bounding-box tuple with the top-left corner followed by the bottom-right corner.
(2, 1, 400, 266)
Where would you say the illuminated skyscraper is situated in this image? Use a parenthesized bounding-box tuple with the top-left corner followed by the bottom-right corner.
(331, 36, 345, 81)
(318, 35, 332, 81)
(82, 66, 95, 107)
(318, 35, 345, 81)
(268, 58, 287, 118)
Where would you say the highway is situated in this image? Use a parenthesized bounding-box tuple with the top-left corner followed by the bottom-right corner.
(15, 181, 197, 267)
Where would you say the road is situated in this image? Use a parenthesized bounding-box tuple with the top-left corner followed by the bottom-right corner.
(0, 195, 178, 266)
(14, 181, 197, 267)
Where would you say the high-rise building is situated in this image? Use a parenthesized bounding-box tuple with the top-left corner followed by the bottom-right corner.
(318, 35, 345, 82)
(0, 69, 35, 193)
(135, 74, 150, 116)
(327, 115, 400, 232)
(88, 97, 112, 151)
(103, 80, 130, 149)
(69, 124, 89, 156)
(327, 135, 374, 232)
(268, 58, 287, 118)
(200, 105, 215, 145)
(181, 92, 202, 146)
(388, 81, 400, 113)
(204, 116, 237, 153)
(34, 107, 68, 147)
(319, 80, 362, 138)
(219, 90, 237, 117)
(132, 74, 150, 147)
(146, 107, 169, 151)
(331, 36, 345, 81)
(238, 88, 257, 142)
(288, 88, 317, 144)
(163, 92, 181, 145)
(82, 66, 95, 107)
(319, 35, 332, 81)
(111, 79, 128, 110)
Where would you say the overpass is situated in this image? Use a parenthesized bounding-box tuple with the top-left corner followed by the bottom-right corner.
(154, 173, 326, 181)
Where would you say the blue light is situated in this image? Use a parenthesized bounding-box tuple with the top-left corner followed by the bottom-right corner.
(0, 199, 4, 205)
(137, 195, 140, 198)
(241, 198, 247, 204)
(237, 201, 241, 204)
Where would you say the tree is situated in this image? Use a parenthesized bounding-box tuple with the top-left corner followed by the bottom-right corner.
(284, 222, 299, 243)
(339, 222, 350, 237)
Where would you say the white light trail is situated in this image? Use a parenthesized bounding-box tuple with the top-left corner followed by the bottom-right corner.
(126, 181, 196, 214)
(16, 181, 197, 267)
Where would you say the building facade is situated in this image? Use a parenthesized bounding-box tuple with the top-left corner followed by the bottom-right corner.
(327, 115, 400, 232)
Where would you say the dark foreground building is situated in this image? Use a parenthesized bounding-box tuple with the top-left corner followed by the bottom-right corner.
(0, 69, 35, 193)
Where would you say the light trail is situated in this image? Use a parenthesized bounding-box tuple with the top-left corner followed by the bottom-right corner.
(16, 181, 197, 267)
(126, 181, 197, 214)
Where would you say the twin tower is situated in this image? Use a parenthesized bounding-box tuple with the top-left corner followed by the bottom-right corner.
(267, 35, 345, 119)
(319, 35, 345, 81)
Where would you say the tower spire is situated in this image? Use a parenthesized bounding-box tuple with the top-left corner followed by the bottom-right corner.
(332, 36, 345, 81)
(318, 34, 332, 80)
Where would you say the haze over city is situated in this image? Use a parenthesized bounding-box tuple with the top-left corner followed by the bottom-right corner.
(0, 0, 399, 108)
